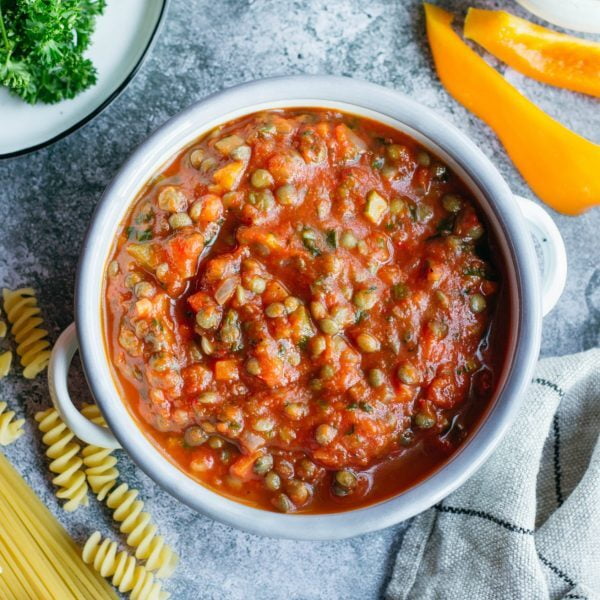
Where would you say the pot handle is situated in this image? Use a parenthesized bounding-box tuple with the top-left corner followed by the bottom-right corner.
(48, 323, 121, 449)
(515, 195, 567, 317)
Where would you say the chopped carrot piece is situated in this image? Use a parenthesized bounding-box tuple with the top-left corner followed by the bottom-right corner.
(214, 359, 239, 381)
(229, 451, 262, 480)
(213, 161, 246, 191)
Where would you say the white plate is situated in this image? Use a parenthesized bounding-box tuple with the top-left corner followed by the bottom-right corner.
(515, 0, 600, 33)
(0, 0, 168, 158)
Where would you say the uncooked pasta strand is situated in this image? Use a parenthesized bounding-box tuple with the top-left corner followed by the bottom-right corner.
(0, 498, 65, 597)
(0, 451, 116, 598)
(0, 530, 40, 598)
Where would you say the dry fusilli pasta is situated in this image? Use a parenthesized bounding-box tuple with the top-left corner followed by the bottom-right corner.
(0, 350, 11, 379)
(2, 288, 51, 379)
(0, 313, 11, 379)
(106, 483, 178, 577)
(35, 408, 89, 511)
(81, 403, 119, 501)
(82, 531, 170, 600)
(0, 402, 25, 445)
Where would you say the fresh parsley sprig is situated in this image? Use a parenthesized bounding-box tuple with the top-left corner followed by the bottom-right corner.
(0, 0, 106, 104)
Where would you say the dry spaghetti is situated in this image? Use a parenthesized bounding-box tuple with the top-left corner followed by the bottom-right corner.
(0, 451, 116, 599)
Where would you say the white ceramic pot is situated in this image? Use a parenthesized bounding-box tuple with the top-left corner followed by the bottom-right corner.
(49, 76, 567, 540)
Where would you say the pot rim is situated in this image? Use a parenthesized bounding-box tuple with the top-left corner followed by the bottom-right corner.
(76, 75, 541, 540)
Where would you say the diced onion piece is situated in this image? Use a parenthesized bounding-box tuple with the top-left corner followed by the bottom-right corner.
(215, 276, 239, 305)
(364, 190, 388, 224)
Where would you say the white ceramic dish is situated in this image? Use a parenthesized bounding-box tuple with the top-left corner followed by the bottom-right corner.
(515, 0, 600, 33)
(49, 76, 566, 540)
(0, 0, 168, 158)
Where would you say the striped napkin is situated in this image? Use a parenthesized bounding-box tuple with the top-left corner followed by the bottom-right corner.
(386, 349, 600, 600)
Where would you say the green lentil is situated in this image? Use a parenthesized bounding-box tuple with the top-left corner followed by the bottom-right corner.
(416, 151, 431, 166)
(320, 364, 334, 380)
(391, 282, 409, 300)
(231, 145, 252, 161)
(273, 493, 295, 513)
(397, 361, 419, 385)
(251, 169, 274, 189)
(265, 302, 286, 318)
(284, 296, 301, 314)
(134, 281, 155, 298)
(276, 184, 299, 206)
(315, 424, 337, 445)
(368, 368, 385, 388)
(208, 435, 224, 448)
(198, 391, 219, 404)
(246, 358, 261, 376)
(196, 307, 220, 330)
(386, 144, 408, 161)
(286, 480, 310, 505)
(108, 261, 119, 277)
(310, 335, 327, 357)
(356, 333, 380, 353)
(169, 212, 192, 229)
(467, 224, 484, 240)
(297, 459, 317, 480)
(247, 276, 266, 294)
(253, 418, 274, 432)
(414, 412, 436, 429)
(415, 203, 433, 222)
(184, 426, 208, 447)
(353, 289, 377, 310)
(265, 471, 281, 491)
(442, 193, 463, 213)
(470, 293, 487, 313)
(335, 469, 358, 489)
(319, 318, 340, 336)
(190, 149, 205, 169)
(390, 198, 406, 215)
(124, 273, 142, 289)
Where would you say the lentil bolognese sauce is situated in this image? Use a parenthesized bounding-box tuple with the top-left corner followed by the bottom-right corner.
(104, 109, 508, 513)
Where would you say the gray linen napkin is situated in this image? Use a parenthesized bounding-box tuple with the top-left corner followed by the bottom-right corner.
(386, 349, 600, 600)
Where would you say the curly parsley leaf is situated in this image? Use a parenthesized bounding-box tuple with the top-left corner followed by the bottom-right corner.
(0, 0, 106, 104)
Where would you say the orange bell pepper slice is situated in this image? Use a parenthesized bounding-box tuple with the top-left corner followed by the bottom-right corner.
(464, 8, 600, 98)
(424, 4, 600, 215)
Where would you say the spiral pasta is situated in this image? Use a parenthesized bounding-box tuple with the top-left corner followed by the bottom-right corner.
(2, 288, 51, 379)
(0, 351, 11, 379)
(35, 408, 89, 511)
(0, 402, 25, 445)
(0, 314, 11, 379)
(81, 403, 119, 501)
(82, 532, 170, 600)
(105, 483, 178, 577)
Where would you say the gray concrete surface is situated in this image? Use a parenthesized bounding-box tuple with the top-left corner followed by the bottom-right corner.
(0, 1, 598, 598)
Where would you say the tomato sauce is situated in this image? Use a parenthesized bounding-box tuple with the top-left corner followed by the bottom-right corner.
(103, 109, 508, 513)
